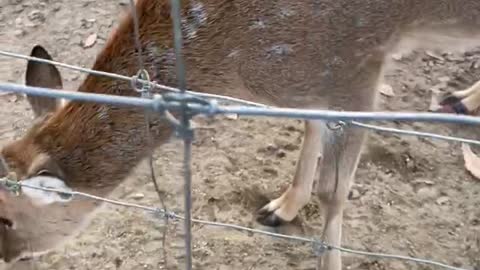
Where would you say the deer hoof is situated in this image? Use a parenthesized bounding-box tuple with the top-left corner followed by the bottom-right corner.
(436, 101, 470, 115)
(438, 93, 462, 106)
(256, 209, 287, 227)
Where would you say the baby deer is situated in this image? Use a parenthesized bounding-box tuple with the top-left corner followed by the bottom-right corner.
(0, 0, 480, 269)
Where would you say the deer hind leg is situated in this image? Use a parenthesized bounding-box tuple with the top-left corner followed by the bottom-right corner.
(257, 120, 326, 227)
(317, 127, 368, 270)
(438, 79, 480, 115)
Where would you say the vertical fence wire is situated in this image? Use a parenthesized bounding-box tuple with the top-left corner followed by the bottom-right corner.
(169, 0, 194, 269)
(128, 0, 171, 267)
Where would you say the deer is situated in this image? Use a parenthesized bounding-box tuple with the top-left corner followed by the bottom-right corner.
(0, 0, 479, 269)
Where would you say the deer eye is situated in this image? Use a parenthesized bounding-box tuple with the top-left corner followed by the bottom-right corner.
(36, 170, 56, 177)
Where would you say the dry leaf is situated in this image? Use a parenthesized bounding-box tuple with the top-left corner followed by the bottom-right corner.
(436, 196, 450, 205)
(391, 53, 403, 61)
(379, 84, 395, 97)
(428, 90, 442, 111)
(225, 113, 239, 120)
(411, 179, 435, 186)
(438, 76, 450, 83)
(425, 50, 444, 61)
(462, 143, 480, 180)
(130, 193, 145, 200)
(83, 33, 97, 48)
(190, 120, 200, 129)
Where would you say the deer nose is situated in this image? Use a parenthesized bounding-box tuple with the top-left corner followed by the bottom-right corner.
(0, 184, 15, 230)
(0, 212, 18, 264)
(0, 217, 13, 230)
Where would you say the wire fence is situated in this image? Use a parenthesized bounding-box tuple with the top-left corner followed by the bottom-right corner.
(0, 0, 478, 270)
(0, 177, 470, 270)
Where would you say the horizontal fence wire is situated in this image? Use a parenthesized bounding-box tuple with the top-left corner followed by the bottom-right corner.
(349, 121, 480, 146)
(0, 178, 470, 270)
(3, 82, 480, 129)
(0, 49, 478, 270)
(3, 49, 480, 125)
(0, 50, 264, 107)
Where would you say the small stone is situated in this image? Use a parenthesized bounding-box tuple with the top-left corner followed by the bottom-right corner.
(114, 257, 123, 268)
(130, 193, 145, 200)
(175, 252, 186, 259)
(25, 22, 36, 28)
(391, 53, 403, 61)
(28, 10, 45, 23)
(438, 76, 450, 82)
(412, 178, 435, 186)
(348, 189, 361, 200)
(417, 187, 438, 200)
(276, 150, 286, 158)
(379, 83, 395, 97)
(14, 29, 25, 36)
(263, 167, 278, 176)
(436, 196, 450, 205)
(473, 60, 480, 69)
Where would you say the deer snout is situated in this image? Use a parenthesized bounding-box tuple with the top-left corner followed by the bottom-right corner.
(0, 178, 77, 264)
(0, 225, 20, 264)
(0, 185, 22, 263)
(0, 184, 15, 229)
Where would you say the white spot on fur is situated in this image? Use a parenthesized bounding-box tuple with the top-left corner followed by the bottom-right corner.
(144, 42, 176, 79)
(250, 19, 266, 29)
(163, 49, 175, 61)
(182, 1, 208, 40)
(279, 7, 295, 18)
(21, 176, 73, 206)
(267, 44, 293, 58)
(97, 105, 109, 121)
(227, 49, 241, 58)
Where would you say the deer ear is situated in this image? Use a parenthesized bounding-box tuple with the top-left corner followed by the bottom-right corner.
(25, 45, 64, 118)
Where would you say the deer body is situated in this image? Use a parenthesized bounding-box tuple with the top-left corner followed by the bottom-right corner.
(1, 0, 480, 269)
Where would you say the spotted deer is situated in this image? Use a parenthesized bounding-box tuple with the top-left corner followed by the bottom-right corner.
(0, 0, 480, 269)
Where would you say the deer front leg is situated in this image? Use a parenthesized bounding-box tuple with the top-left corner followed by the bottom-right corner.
(438, 80, 480, 115)
(316, 127, 367, 270)
(257, 120, 325, 227)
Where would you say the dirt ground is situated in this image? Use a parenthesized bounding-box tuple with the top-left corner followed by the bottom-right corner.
(0, 0, 479, 269)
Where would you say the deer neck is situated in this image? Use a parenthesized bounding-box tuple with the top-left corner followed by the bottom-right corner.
(28, 2, 185, 196)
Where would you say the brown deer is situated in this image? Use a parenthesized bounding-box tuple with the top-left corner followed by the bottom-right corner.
(0, 0, 480, 269)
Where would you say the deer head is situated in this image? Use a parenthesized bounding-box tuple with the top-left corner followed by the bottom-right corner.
(0, 0, 179, 262)
(0, 45, 100, 263)
(0, 1, 177, 259)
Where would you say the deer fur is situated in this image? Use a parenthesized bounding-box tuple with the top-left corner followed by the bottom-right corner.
(1, 0, 480, 269)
